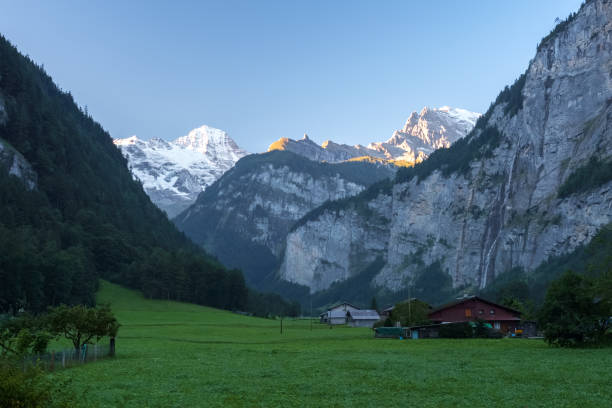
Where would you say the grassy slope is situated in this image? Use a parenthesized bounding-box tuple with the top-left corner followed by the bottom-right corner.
(54, 281, 612, 407)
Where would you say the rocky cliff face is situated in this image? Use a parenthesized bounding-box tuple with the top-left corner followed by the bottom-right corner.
(0, 96, 36, 189)
(280, 0, 612, 294)
(268, 106, 479, 165)
(0, 137, 37, 189)
(114, 125, 247, 218)
(174, 150, 395, 286)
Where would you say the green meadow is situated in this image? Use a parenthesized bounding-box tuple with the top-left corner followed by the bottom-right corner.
(52, 281, 612, 407)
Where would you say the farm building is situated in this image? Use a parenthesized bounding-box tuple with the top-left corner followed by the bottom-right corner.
(428, 296, 522, 333)
(346, 310, 381, 328)
(405, 324, 443, 339)
(374, 327, 404, 338)
(320, 302, 360, 325)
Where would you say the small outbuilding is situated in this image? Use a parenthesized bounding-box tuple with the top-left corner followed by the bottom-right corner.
(321, 302, 361, 325)
(346, 309, 381, 328)
(406, 323, 443, 339)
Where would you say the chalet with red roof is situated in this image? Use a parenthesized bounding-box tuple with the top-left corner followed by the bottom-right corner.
(428, 296, 522, 333)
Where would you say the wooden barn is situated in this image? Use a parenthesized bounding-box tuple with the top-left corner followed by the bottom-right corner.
(428, 296, 522, 334)
(320, 302, 360, 325)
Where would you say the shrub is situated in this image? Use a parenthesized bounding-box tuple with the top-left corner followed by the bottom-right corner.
(391, 299, 431, 327)
(439, 322, 473, 339)
(539, 270, 609, 347)
(0, 360, 75, 407)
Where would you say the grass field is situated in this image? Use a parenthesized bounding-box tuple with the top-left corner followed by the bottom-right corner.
(52, 281, 612, 407)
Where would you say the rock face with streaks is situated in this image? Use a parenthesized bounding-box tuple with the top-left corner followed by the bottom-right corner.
(279, 0, 612, 293)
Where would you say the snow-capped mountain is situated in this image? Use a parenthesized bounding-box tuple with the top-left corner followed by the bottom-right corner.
(268, 106, 480, 165)
(114, 125, 247, 218)
(369, 106, 480, 162)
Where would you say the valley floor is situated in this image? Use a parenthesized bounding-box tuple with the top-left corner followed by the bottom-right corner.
(53, 281, 611, 407)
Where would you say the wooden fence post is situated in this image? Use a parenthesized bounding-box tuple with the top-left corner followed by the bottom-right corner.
(50, 351, 55, 372)
(62, 351, 65, 368)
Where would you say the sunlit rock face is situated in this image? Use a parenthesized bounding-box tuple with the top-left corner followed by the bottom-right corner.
(279, 0, 612, 293)
(114, 125, 247, 218)
(267, 106, 480, 165)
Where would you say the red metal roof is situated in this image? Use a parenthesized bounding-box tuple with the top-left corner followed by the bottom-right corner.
(429, 296, 522, 315)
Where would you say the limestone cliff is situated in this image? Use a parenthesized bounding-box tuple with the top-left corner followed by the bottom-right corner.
(279, 0, 612, 294)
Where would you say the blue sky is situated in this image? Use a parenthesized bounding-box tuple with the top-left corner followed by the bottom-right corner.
(0, 0, 583, 152)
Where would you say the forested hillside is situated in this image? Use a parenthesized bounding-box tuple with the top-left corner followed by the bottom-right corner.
(0, 35, 251, 313)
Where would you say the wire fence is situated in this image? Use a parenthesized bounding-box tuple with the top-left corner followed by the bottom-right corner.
(22, 343, 113, 371)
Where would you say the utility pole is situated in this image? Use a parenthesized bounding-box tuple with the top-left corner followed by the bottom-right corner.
(408, 283, 412, 326)
(310, 296, 313, 331)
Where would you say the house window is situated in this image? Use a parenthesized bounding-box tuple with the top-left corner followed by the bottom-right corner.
(490, 309, 495, 315)
(465, 308, 472, 317)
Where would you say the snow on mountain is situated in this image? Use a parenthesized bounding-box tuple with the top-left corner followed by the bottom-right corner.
(114, 125, 247, 218)
(268, 106, 480, 165)
(368, 106, 481, 163)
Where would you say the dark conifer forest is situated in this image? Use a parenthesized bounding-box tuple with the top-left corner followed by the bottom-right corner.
(0, 35, 296, 316)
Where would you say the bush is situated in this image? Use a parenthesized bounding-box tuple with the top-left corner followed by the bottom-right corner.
(439, 322, 473, 339)
(0, 360, 75, 407)
(391, 299, 431, 327)
(473, 319, 489, 338)
(539, 270, 609, 347)
(0, 314, 51, 357)
(486, 329, 504, 339)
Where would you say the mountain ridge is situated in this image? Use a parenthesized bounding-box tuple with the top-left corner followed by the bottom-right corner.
(268, 106, 480, 165)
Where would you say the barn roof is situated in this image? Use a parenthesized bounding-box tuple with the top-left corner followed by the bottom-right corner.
(327, 301, 360, 311)
(329, 310, 347, 318)
(348, 310, 380, 320)
(429, 296, 522, 315)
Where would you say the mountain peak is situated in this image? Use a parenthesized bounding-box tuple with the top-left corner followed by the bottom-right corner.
(114, 124, 247, 217)
(392, 106, 481, 151)
(174, 125, 229, 151)
(113, 135, 140, 146)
